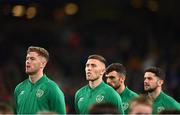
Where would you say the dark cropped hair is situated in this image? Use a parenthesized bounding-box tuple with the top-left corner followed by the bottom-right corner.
(105, 63, 126, 77)
(27, 46, 49, 62)
(88, 54, 106, 66)
(144, 67, 165, 80)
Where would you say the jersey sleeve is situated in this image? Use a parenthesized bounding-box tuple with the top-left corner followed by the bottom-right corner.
(48, 83, 66, 114)
(74, 90, 80, 114)
(13, 83, 22, 114)
(167, 98, 180, 110)
(106, 89, 124, 114)
(13, 86, 19, 114)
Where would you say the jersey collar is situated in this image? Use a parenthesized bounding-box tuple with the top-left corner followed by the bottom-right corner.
(88, 81, 105, 91)
(28, 74, 47, 86)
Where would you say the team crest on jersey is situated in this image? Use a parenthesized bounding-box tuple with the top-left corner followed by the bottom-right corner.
(122, 102, 129, 111)
(36, 89, 44, 98)
(96, 94, 104, 103)
(157, 106, 165, 113)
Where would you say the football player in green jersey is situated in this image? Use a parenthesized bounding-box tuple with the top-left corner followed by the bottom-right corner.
(14, 46, 66, 114)
(105, 63, 138, 114)
(75, 54, 124, 114)
(144, 66, 180, 114)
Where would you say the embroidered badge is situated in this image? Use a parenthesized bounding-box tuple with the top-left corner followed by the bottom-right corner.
(96, 94, 104, 103)
(36, 89, 44, 98)
(122, 102, 129, 111)
(157, 106, 165, 113)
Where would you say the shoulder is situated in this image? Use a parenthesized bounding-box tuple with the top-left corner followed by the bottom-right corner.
(128, 89, 139, 97)
(44, 78, 59, 88)
(103, 84, 120, 96)
(15, 79, 28, 91)
(75, 85, 88, 95)
(44, 78, 64, 94)
(161, 92, 180, 105)
(14, 79, 28, 96)
(103, 83, 116, 92)
(163, 93, 178, 102)
(42, 75, 59, 87)
(102, 84, 122, 102)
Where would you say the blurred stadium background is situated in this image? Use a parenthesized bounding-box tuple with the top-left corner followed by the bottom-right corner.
(0, 0, 180, 113)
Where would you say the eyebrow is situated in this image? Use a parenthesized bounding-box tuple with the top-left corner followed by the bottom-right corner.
(106, 75, 115, 78)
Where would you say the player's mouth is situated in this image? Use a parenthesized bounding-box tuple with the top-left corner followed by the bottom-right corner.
(26, 65, 31, 69)
(86, 72, 91, 76)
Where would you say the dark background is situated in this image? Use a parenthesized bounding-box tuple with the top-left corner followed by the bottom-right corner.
(0, 0, 180, 113)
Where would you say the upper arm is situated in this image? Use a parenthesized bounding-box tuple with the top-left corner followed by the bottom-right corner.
(48, 83, 66, 114)
(74, 91, 80, 113)
(106, 90, 124, 114)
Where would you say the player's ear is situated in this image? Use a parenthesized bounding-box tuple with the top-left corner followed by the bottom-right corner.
(158, 80, 163, 86)
(40, 57, 47, 68)
(101, 68, 105, 76)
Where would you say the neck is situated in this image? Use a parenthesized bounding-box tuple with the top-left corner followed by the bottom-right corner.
(89, 77, 102, 89)
(148, 87, 162, 100)
(29, 71, 43, 84)
(117, 84, 125, 94)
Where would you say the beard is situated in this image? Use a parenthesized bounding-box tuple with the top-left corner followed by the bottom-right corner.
(144, 86, 157, 93)
(108, 83, 120, 90)
(114, 84, 121, 90)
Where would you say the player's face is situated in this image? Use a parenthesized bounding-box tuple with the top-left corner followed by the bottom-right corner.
(25, 52, 45, 75)
(106, 71, 123, 90)
(129, 104, 152, 115)
(144, 72, 160, 92)
(85, 59, 105, 81)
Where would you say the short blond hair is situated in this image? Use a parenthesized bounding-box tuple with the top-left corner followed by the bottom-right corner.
(88, 54, 106, 66)
(129, 95, 152, 113)
(27, 46, 49, 61)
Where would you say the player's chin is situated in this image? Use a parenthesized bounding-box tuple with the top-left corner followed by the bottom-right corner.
(107, 83, 114, 87)
(25, 68, 32, 73)
(86, 78, 93, 81)
(86, 77, 95, 81)
(144, 88, 151, 92)
(86, 77, 91, 81)
(25, 70, 30, 74)
(86, 75, 92, 79)
(26, 71, 35, 75)
(144, 87, 149, 90)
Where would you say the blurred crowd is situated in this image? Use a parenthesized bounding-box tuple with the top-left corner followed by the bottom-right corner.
(0, 31, 180, 113)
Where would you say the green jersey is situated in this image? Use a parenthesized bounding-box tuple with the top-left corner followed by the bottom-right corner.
(152, 91, 180, 114)
(14, 74, 66, 114)
(75, 81, 124, 114)
(120, 87, 138, 114)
